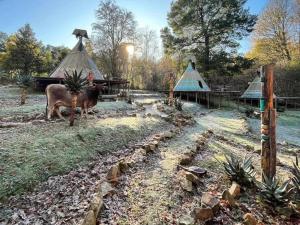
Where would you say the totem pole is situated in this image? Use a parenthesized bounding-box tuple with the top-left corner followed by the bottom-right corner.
(164, 73, 176, 106)
(260, 64, 276, 180)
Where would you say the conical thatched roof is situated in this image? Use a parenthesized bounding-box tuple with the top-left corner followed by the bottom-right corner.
(50, 36, 104, 80)
(174, 62, 210, 92)
(241, 76, 276, 99)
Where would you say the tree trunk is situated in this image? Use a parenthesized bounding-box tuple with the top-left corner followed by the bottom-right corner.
(20, 88, 27, 105)
(204, 36, 210, 71)
(69, 94, 78, 126)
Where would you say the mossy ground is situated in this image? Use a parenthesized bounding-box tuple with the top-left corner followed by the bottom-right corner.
(0, 86, 168, 200)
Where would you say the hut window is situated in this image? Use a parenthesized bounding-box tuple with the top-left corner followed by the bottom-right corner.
(198, 81, 203, 88)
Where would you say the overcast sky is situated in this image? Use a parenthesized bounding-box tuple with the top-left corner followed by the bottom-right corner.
(0, 0, 267, 54)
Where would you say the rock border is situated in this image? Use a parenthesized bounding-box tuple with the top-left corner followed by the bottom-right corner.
(80, 111, 195, 225)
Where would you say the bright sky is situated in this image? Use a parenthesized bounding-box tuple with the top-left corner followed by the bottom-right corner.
(0, 0, 267, 54)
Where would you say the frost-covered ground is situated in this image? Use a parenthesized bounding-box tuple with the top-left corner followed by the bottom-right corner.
(248, 110, 300, 146)
(101, 102, 299, 225)
(0, 86, 299, 224)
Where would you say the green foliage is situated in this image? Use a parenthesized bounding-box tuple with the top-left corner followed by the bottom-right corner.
(0, 31, 8, 52)
(64, 70, 87, 94)
(222, 154, 256, 186)
(163, 98, 169, 105)
(16, 74, 33, 88)
(1, 24, 44, 74)
(291, 156, 300, 205)
(259, 174, 292, 207)
(162, 0, 257, 73)
(41, 45, 70, 74)
(174, 98, 183, 111)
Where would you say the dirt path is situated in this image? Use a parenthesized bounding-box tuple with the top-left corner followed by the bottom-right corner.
(100, 104, 299, 225)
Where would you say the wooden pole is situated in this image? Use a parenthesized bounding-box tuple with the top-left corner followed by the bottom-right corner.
(169, 73, 174, 106)
(207, 92, 210, 109)
(260, 64, 276, 180)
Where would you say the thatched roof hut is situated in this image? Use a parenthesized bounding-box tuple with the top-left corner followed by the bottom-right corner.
(50, 29, 104, 80)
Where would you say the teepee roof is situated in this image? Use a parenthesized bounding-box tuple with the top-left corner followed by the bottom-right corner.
(174, 62, 210, 92)
(50, 33, 104, 80)
(240, 76, 276, 99)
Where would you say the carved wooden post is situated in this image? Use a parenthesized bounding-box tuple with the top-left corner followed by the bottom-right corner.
(169, 73, 174, 106)
(260, 64, 276, 180)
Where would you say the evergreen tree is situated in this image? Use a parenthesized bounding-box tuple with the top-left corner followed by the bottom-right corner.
(2, 24, 43, 75)
(161, 0, 257, 73)
(0, 32, 8, 53)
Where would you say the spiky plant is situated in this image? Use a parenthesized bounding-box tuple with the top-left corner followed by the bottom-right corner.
(291, 156, 300, 208)
(16, 74, 33, 105)
(163, 98, 169, 105)
(174, 98, 183, 111)
(259, 173, 292, 208)
(64, 70, 87, 126)
(222, 154, 256, 186)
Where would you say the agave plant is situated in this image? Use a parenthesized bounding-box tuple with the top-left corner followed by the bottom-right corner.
(163, 98, 169, 105)
(16, 74, 33, 105)
(291, 156, 300, 208)
(174, 98, 183, 111)
(64, 70, 87, 126)
(222, 154, 256, 186)
(259, 173, 292, 207)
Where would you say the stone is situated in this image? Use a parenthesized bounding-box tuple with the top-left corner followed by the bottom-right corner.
(126, 159, 135, 167)
(172, 127, 181, 134)
(82, 210, 96, 225)
(207, 129, 214, 134)
(134, 144, 143, 149)
(178, 170, 193, 192)
(136, 148, 147, 156)
(253, 149, 261, 154)
(164, 131, 173, 139)
(180, 179, 193, 192)
(243, 213, 257, 225)
(201, 192, 220, 213)
(154, 134, 165, 141)
(179, 154, 193, 165)
(196, 144, 203, 151)
(245, 145, 254, 151)
(119, 160, 129, 172)
(101, 181, 115, 197)
(276, 157, 284, 166)
(143, 144, 151, 153)
(149, 144, 156, 151)
(222, 190, 235, 206)
(229, 182, 241, 198)
(192, 207, 214, 221)
(185, 171, 201, 185)
(178, 215, 195, 225)
(32, 119, 46, 125)
(106, 164, 120, 182)
(152, 140, 159, 147)
(90, 193, 103, 216)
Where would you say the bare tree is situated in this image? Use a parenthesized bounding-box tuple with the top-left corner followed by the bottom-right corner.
(137, 27, 159, 61)
(92, 0, 136, 79)
(253, 0, 299, 62)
